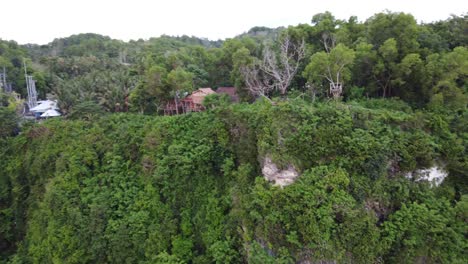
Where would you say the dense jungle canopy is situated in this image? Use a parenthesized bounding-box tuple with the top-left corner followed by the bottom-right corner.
(0, 11, 466, 263)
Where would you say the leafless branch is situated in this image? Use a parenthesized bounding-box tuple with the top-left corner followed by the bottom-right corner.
(321, 33, 336, 53)
(240, 64, 274, 100)
(260, 35, 305, 95)
(240, 34, 305, 100)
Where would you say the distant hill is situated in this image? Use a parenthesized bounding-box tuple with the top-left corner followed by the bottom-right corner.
(236, 26, 284, 41)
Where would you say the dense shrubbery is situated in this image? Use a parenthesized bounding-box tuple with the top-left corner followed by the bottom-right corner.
(0, 99, 466, 263)
(0, 10, 466, 263)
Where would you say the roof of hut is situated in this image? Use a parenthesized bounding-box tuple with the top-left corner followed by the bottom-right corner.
(185, 88, 216, 105)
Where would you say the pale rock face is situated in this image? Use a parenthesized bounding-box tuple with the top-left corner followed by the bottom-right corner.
(262, 157, 299, 187)
(405, 166, 448, 187)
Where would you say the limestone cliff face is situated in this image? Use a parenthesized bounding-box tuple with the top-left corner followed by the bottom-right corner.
(405, 166, 448, 187)
(261, 157, 299, 187)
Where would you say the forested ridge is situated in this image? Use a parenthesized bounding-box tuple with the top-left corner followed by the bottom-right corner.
(1, 11, 466, 112)
(0, 11, 467, 263)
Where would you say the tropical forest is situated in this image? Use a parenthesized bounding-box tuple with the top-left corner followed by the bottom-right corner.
(0, 11, 467, 263)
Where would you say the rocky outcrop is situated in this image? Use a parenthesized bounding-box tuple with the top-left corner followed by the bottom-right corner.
(405, 166, 448, 187)
(262, 157, 299, 187)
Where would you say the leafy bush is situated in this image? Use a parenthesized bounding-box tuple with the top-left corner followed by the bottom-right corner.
(67, 101, 105, 120)
(0, 107, 18, 138)
(202, 93, 231, 109)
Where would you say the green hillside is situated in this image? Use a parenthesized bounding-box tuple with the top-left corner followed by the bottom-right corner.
(1, 100, 466, 263)
(0, 10, 467, 263)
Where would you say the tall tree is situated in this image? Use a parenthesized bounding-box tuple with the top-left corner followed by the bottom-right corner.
(129, 65, 168, 114)
(373, 38, 398, 98)
(366, 12, 419, 58)
(303, 43, 355, 98)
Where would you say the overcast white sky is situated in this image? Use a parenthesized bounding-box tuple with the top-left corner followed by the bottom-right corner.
(1, 0, 466, 44)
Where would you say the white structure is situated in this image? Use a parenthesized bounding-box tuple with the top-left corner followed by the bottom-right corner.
(30, 100, 61, 118)
(40, 109, 61, 117)
(30, 100, 58, 112)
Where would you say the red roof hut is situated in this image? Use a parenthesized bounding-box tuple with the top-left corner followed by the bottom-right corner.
(216, 87, 239, 102)
(164, 88, 216, 115)
(182, 88, 216, 112)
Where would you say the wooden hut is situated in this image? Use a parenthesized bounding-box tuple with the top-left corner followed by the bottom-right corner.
(182, 88, 216, 112)
(163, 101, 180, 115)
(164, 88, 216, 115)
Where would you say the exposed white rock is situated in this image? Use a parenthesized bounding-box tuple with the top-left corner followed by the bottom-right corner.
(262, 157, 299, 187)
(405, 166, 448, 187)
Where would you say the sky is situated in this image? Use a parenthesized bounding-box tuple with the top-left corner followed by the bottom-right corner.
(1, 0, 467, 44)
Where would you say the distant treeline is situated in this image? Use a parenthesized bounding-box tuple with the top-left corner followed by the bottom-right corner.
(0, 12, 466, 262)
(0, 11, 465, 115)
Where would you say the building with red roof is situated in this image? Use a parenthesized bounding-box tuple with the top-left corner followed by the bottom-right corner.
(216, 87, 239, 102)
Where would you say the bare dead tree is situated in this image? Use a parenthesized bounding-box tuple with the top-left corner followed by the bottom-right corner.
(240, 35, 305, 100)
(321, 32, 336, 53)
(261, 35, 306, 95)
(240, 63, 274, 101)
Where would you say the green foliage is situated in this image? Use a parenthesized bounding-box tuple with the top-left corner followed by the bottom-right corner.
(0, 91, 18, 138)
(167, 67, 194, 94)
(1, 99, 466, 263)
(7, 11, 465, 112)
(129, 65, 169, 114)
(0, 10, 467, 264)
(347, 86, 365, 100)
(382, 199, 466, 263)
(202, 93, 231, 109)
(366, 12, 419, 56)
(0, 107, 18, 138)
(67, 100, 105, 120)
(303, 43, 355, 96)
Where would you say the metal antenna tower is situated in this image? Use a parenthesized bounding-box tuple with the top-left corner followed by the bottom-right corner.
(24, 60, 38, 109)
(0, 67, 4, 91)
(0, 67, 13, 93)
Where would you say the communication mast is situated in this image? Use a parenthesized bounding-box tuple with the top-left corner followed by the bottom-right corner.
(24, 60, 38, 109)
(0, 67, 13, 93)
(0, 67, 4, 91)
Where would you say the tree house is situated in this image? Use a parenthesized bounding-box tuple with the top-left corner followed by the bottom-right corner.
(330, 82, 342, 99)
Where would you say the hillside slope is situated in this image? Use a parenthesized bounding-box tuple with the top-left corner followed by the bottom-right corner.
(0, 100, 466, 263)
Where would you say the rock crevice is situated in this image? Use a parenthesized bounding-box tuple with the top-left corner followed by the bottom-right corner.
(262, 157, 299, 187)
